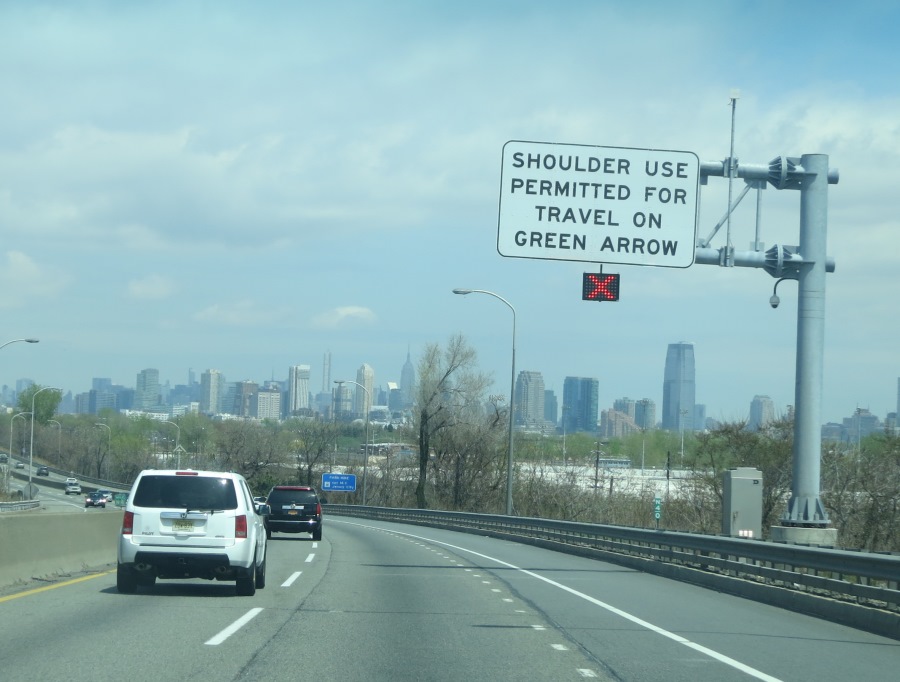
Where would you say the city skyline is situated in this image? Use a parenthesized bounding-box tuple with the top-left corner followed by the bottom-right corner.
(4, 347, 897, 429)
(2, 4, 898, 427)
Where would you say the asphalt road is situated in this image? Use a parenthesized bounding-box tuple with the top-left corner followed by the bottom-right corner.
(0, 516, 897, 681)
(3, 459, 123, 512)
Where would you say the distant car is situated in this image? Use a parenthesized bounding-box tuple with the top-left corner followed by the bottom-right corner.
(97, 489, 114, 502)
(0, 453, 8, 463)
(85, 491, 106, 508)
(37, 466, 50, 476)
(65, 480, 82, 495)
(15, 461, 25, 469)
(264, 485, 323, 541)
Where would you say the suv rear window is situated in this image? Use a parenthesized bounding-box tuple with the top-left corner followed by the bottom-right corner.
(133, 475, 239, 510)
(267, 488, 318, 507)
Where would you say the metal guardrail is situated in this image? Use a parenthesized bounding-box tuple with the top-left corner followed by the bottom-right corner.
(0, 500, 41, 513)
(326, 504, 900, 640)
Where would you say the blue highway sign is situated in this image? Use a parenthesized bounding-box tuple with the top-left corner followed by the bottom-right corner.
(322, 473, 357, 492)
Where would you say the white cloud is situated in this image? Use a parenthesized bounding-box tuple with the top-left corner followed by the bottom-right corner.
(192, 299, 290, 327)
(311, 306, 377, 330)
(126, 274, 176, 300)
(0, 251, 67, 309)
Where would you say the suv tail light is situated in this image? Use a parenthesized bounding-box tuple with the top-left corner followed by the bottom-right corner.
(121, 511, 134, 536)
(316, 503, 322, 516)
(235, 514, 248, 538)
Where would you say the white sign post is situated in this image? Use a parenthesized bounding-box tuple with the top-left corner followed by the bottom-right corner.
(497, 140, 700, 268)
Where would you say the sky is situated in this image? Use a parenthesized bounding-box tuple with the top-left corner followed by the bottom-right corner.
(1, 0, 898, 426)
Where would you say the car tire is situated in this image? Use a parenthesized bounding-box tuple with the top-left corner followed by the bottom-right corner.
(255, 555, 266, 589)
(266, 528, 272, 540)
(312, 527, 322, 541)
(117, 564, 138, 594)
(236, 564, 257, 596)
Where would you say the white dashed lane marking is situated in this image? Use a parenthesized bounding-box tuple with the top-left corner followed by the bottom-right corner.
(205, 608, 263, 646)
(281, 571, 302, 587)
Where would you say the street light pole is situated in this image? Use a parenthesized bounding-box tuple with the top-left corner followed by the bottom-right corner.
(6, 412, 30, 494)
(29, 387, 61, 499)
(453, 288, 516, 516)
(331, 381, 344, 471)
(162, 421, 181, 468)
(2, 339, 38, 491)
(48, 419, 61, 466)
(335, 380, 370, 505)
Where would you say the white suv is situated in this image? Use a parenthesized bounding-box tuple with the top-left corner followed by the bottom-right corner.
(117, 469, 269, 596)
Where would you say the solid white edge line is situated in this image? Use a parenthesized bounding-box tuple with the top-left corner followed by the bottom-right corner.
(282, 571, 302, 587)
(205, 607, 264, 646)
(336, 520, 784, 682)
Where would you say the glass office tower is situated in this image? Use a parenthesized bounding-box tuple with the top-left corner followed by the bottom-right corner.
(662, 342, 695, 432)
(562, 376, 600, 434)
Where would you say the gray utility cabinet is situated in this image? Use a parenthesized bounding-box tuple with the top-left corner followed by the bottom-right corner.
(722, 467, 763, 538)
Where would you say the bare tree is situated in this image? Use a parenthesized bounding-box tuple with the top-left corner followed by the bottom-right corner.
(215, 419, 289, 482)
(824, 430, 900, 551)
(289, 418, 339, 486)
(429, 396, 506, 511)
(410, 335, 489, 509)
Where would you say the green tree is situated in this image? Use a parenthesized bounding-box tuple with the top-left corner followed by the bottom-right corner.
(690, 418, 793, 535)
(17, 384, 62, 423)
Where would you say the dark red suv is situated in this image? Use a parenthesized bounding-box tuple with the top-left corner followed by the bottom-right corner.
(264, 485, 322, 540)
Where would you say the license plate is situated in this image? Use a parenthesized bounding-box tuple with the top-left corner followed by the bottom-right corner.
(287, 510, 299, 516)
(172, 519, 193, 531)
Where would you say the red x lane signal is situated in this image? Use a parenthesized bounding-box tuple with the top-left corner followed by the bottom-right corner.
(582, 273, 620, 301)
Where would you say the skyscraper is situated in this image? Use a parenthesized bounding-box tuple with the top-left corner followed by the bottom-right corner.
(321, 352, 331, 393)
(400, 350, 416, 408)
(355, 364, 374, 418)
(231, 380, 258, 417)
(662, 342, 695, 432)
(544, 389, 558, 426)
(253, 386, 282, 420)
(562, 377, 599, 434)
(200, 369, 225, 414)
(514, 370, 545, 427)
(135, 368, 160, 411)
(635, 398, 656, 430)
(748, 395, 775, 430)
(288, 365, 311, 415)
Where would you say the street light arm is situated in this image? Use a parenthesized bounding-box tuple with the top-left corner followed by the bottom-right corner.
(0, 338, 39, 351)
(161, 421, 181, 467)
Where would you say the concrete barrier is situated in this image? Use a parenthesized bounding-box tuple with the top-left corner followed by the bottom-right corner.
(0, 511, 122, 588)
